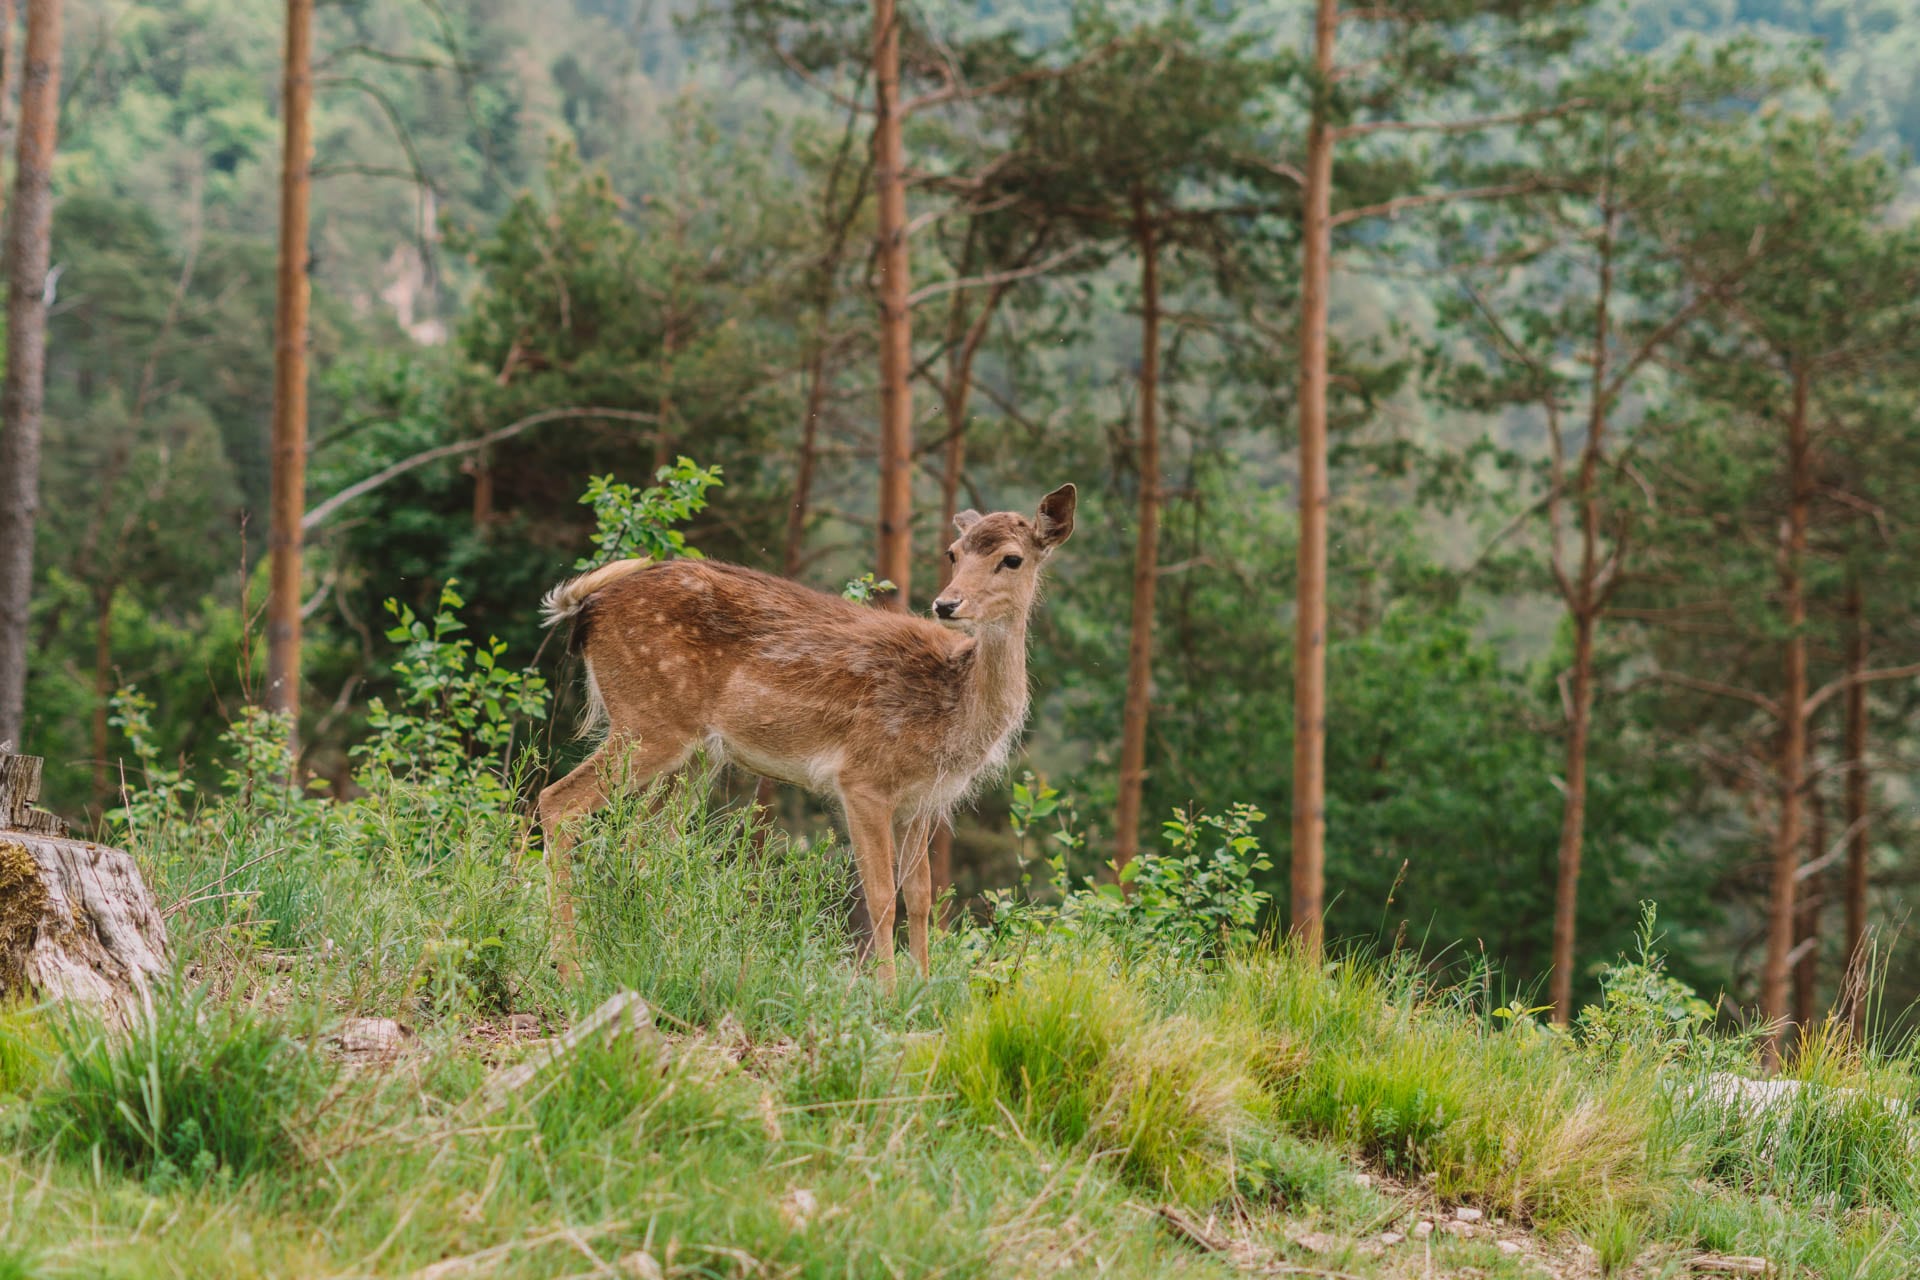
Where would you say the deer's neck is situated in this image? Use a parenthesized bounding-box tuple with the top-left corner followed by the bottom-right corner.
(957, 617, 1031, 754)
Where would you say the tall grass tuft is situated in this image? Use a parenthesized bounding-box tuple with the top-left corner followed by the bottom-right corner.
(938, 957, 1264, 1205)
(32, 985, 333, 1184)
(1675, 1023, 1920, 1213)
(1215, 945, 1676, 1226)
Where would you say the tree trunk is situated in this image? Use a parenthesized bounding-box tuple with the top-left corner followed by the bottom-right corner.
(1794, 783, 1824, 1040)
(90, 582, 112, 817)
(1290, 0, 1337, 954)
(929, 252, 1009, 912)
(1550, 611, 1595, 1024)
(1550, 197, 1616, 1026)
(470, 449, 494, 528)
(1761, 364, 1811, 1064)
(266, 0, 313, 736)
(1, 751, 170, 1017)
(1112, 208, 1161, 869)
(930, 288, 973, 912)
(871, 0, 913, 610)
(1842, 574, 1869, 1039)
(0, 0, 62, 752)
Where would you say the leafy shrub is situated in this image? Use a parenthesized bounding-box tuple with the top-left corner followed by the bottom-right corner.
(1576, 906, 1718, 1065)
(354, 581, 549, 815)
(983, 776, 1272, 970)
(33, 988, 332, 1184)
(1127, 804, 1273, 955)
(575, 457, 723, 566)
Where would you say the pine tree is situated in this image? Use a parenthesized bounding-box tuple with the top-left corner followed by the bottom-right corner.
(0, 0, 66, 750)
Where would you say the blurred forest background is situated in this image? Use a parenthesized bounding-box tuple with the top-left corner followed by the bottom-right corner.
(7, 0, 1920, 1029)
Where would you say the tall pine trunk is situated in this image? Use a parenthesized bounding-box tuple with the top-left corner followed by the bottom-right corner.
(1843, 574, 1870, 1038)
(90, 582, 112, 815)
(1112, 203, 1160, 868)
(929, 268, 981, 909)
(0, 0, 63, 751)
(1290, 0, 1338, 953)
(266, 0, 313, 735)
(1550, 612, 1595, 1023)
(1761, 364, 1812, 1063)
(871, 0, 913, 610)
(1550, 200, 1616, 1026)
(1795, 783, 1825, 1038)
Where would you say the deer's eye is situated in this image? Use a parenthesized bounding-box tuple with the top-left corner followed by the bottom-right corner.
(947, 549, 957, 564)
(999, 555, 1024, 571)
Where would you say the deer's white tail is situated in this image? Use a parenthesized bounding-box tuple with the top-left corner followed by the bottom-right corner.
(539, 558, 651, 629)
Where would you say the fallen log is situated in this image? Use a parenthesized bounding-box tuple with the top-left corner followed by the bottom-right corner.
(0, 751, 169, 1014)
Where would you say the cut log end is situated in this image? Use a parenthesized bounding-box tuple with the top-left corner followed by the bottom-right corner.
(0, 753, 169, 1015)
(0, 832, 171, 1013)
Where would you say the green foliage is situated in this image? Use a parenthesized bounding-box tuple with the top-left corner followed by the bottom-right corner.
(987, 776, 1272, 970)
(354, 581, 549, 812)
(0, 1000, 52, 1100)
(32, 989, 331, 1185)
(839, 572, 894, 603)
(575, 458, 725, 569)
(568, 767, 870, 1034)
(1131, 805, 1274, 955)
(105, 687, 197, 840)
(1575, 905, 1719, 1064)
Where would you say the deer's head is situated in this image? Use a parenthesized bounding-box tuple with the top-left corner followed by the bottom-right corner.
(933, 484, 1076, 630)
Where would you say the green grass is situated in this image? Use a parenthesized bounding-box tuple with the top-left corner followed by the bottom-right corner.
(3, 759, 1917, 1278)
(32, 984, 334, 1185)
(0, 998, 51, 1099)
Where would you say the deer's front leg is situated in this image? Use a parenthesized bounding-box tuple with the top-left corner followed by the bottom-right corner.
(841, 788, 899, 990)
(898, 814, 934, 980)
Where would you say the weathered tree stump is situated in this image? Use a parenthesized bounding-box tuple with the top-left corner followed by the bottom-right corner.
(0, 751, 169, 1012)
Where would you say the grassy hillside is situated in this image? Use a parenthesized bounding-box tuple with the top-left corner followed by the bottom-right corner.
(1, 633, 1915, 1279)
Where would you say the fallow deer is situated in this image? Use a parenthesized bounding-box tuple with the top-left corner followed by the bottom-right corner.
(536, 483, 1076, 985)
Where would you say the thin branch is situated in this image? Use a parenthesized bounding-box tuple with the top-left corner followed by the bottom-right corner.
(302, 407, 659, 535)
(902, 43, 1116, 116)
(1462, 492, 1550, 576)
(1642, 670, 1782, 719)
(1332, 100, 1591, 141)
(905, 245, 1085, 308)
(1330, 179, 1551, 229)
(1796, 812, 1872, 883)
(772, 44, 868, 115)
(1803, 662, 1920, 718)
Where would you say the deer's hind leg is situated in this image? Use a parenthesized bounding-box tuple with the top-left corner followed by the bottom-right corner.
(538, 732, 693, 978)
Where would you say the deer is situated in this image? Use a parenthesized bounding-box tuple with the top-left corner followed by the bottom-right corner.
(535, 483, 1077, 986)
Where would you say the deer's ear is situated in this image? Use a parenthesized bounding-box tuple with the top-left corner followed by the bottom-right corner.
(1035, 483, 1076, 551)
(953, 509, 984, 534)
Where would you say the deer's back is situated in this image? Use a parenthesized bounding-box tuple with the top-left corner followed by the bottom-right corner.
(578, 561, 978, 791)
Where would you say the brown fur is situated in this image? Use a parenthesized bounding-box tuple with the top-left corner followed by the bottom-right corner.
(537, 484, 1077, 986)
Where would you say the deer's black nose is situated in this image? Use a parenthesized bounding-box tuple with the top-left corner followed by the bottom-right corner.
(934, 598, 959, 619)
